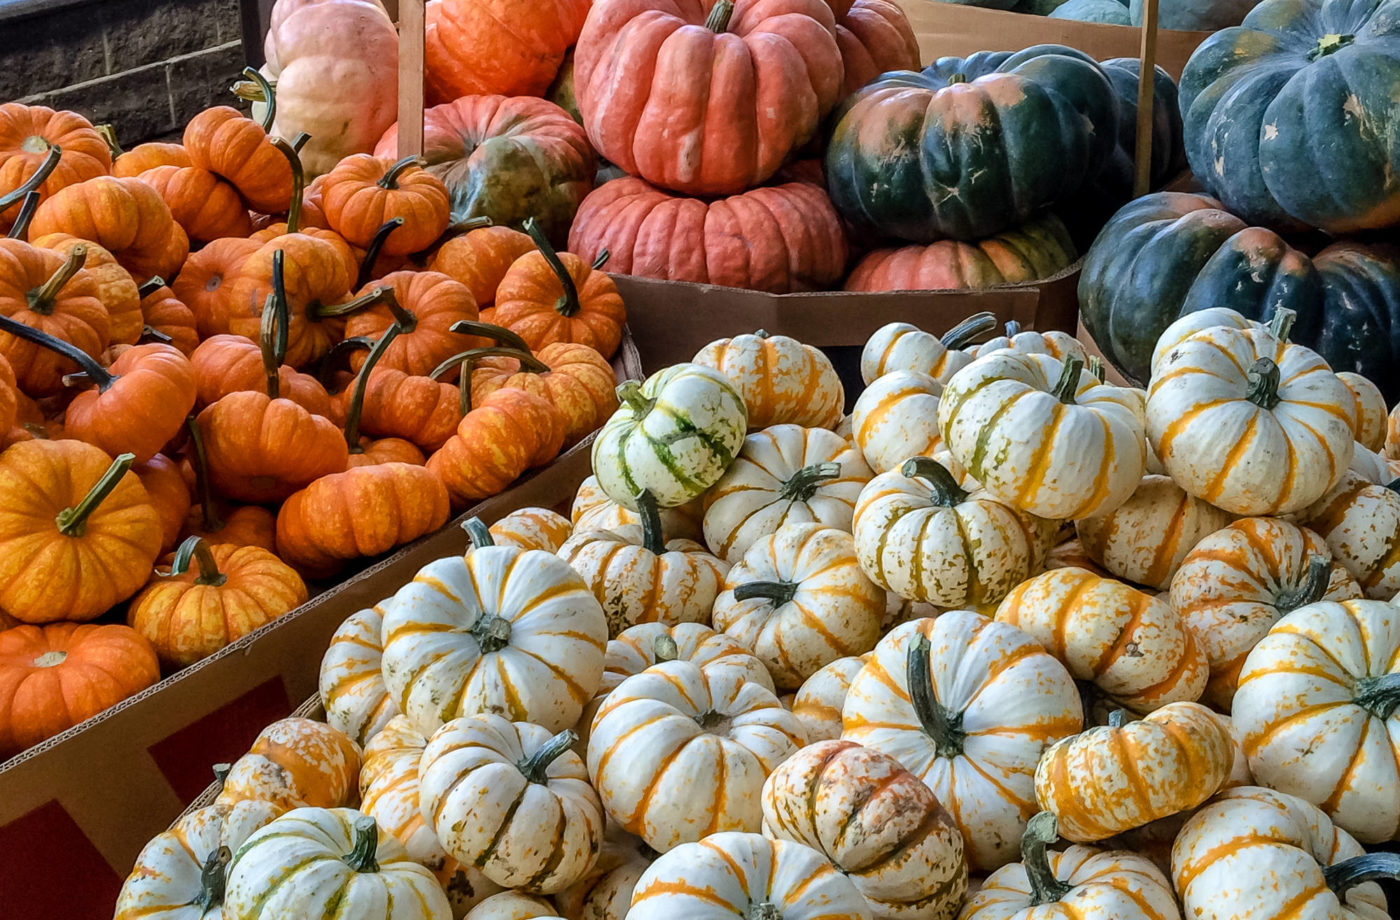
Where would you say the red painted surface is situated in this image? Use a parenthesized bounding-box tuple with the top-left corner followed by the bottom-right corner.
(0, 800, 122, 920)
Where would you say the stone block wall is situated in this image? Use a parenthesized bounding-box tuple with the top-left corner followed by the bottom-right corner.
(0, 0, 247, 146)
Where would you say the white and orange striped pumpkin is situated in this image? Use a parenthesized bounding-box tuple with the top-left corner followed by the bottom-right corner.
(1388, 404, 1400, 460)
(485, 507, 573, 553)
(380, 527, 608, 735)
(462, 892, 562, 920)
(853, 457, 1053, 607)
(693, 330, 844, 431)
(995, 567, 1208, 713)
(1075, 474, 1234, 591)
(841, 613, 1082, 871)
(939, 352, 1146, 520)
(586, 660, 806, 852)
(966, 320, 1088, 364)
(1146, 313, 1355, 515)
(1349, 444, 1393, 484)
(1302, 473, 1400, 600)
(1169, 517, 1362, 708)
(1149, 307, 1253, 376)
(319, 605, 399, 747)
(558, 491, 729, 637)
(571, 474, 703, 543)
(762, 739, 968, 920)
(790, 654, 869, 743)
(1041, 538, 1113, 578)
(1338, 372, 1388, 453)
(1233, 599, 1400, 844)
(702, 424, 872, 562)
(851, 370, 944, 474)
(552, 827, 654, 920)
(859, 314, 996, 386)
(215, 718, 362, 814)
(712, 523, 883, 690)
(1171, 786, 1390, 920)
(1034, 703, 1234, 842)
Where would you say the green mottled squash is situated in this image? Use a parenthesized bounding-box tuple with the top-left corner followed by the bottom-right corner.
(1050, 0, 1130, 22)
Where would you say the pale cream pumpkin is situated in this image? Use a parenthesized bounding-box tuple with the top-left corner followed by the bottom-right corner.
(1302, 474, 1400, 600)
(853, 457, 1053, 607)
(1147, 313, 1355, 515)
(996, 567, 1208, 713)
(462, 892, 562, 920)
(319, 605, 398, 747)
(1387, 404, 1400, 460)
(486, 507, 573, 553)
(693, 331, 844, 430)
(1338, 372, 1388, 453)
(851, 369, 943, 475)
(1075, 474, 1234, 591)
(790, 654, 869, 743)
(939, 352, 1146, 520)
(1149, 307, 1253, 377)
(859, 314, 996, 386)
(1171, 786, 1390, 920)
(702, 424, 872, 562)
(1041, 538, 1112, 578)
(571, 474, 703, 543)
(1233, 599, 1400, 844)
(712, 523, 883, 690)
(586, 660, 806, 852)
(552, 827, 655, 920)
(841, 614, 1083, 872)
(1169, 517, 1362, 708)
(966, 321, 1088, 364)
(1349, 444, 1393, 484)
(762, 739, 968, 920)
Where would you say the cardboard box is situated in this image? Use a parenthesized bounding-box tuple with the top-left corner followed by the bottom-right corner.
(0, 336, 641, 920)
(895, 0, 1213, 79)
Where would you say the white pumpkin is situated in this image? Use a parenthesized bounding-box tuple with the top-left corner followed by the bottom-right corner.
(571, 474, 704, 543)
(1302, 473, 1400, 599)
(552, 826, 654, 920)
(1338, 371, 1388, 453)
(851, 370, 944, 474)
(319, 605, 399, 747)
(692, 330, 845, 430)
(790, 654, 869, 743)
(966, 321, 1087, 364)
(485, 508, 573, 553)
(462, 892, 563, 920)
(1149, 306, 1254, 376)
(860, 313, 996, 385)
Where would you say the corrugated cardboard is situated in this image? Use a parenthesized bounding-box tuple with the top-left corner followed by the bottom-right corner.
(895, 0, 1213, 78)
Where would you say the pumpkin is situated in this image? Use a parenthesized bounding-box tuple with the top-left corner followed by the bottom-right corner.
(629, 832, 871, 919)
(1301, 474, 1400, 600)
(859, 314, 997, 386)
(180, 417, 278, 555)
(841, 614, 1083, 871)
(761, 739, 968, 919)
(0, 622, 159, 756)
(112, 142, 190, 177)
(1171, 786, 1390, 920)
(1075, 474, 1234, 591)
(0, 240, 108, 396)
(851, 370, 944, 475)
(319, 155, 451, 256)
(132, 453, 190, 554)
(197, 387, 347, 505)
(426, 388, 565, 506)
(319, 606, 398, 747)
(587, 660, 806, 851)
(114, 798, 279, 920)
(1169, 516, 1362, 709)
(225, 807, 451, 919)
(0, 104, 111, 226)
(1338, 372, 1388, 453)
(962, 812, 1180, 920)
(343, 271, 479, 377)
(349, 365, 462, 452)
(137, 277, 198, 356)
(30, 231, 143, 346)
(256, 0, 399, 178)
(216, 718, 360, 813)
(1388, 405, 1400, 460)
(1034, 704, 1234, 841)
(703, 424, 871, 563)
(429, 226, 536, 307)
(826, 47, 1119, 242)
(558, 490, 730, 636)
(425, 0, 589, 103)
(693, 331, 844, 431)
(828, 0, 920, 95)
(846, 215, 1078, 292)
(965, 321, 1088, 364)
(28, 176, 189, 282)
(567, 177, 849, 293)
(592, 362, 747, 510)
(486, 507, 573, 554)
(464, 893, 562, 920)
(380, 526, 608, 735)
(172, 238, 262, 339)
(996, 568, 1208, 714)
(0, 442, 161, 623)
(189, 334, 332, 416)
(789, 654, 868, 744)
(1232, 599, 1400, 843)
(553, 827, 654, 920)
(940, 352, 1146, 520)
(183, 85, 293, 214)
(573, 474, 705, 543)
(854, 457, 1052, 608)
(462, 340, 618, 447)
(419, 714, 603, 892)
(135, 164, 252, 243)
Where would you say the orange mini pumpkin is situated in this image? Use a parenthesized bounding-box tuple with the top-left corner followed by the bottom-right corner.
(344, 270, 480, 377)
(216, 717, 361, 812)
(29, 232, 143, 347)
(27, 176, 190, 282)
(132, 453, 191, 554)
(182, 71, 293, 213)
(464, 340, 618, 445)
(342, 366, 462, 452)
(0, 104, 112, 226)
(0, 352, 17, 436)
(426, 387, 565, 506)
(111, 142, 191, 177)
(55, 337, 197, 464)
(319, 155, 451, 256)
(136, 277, 199, 356)
(135, 163, 253, 243)
(0, 240, 107, 395)
(180, 418, 279, 554)
(428, 224, 535, 307)
(171, 237, 262, 339)
(189, 334, 333, 416)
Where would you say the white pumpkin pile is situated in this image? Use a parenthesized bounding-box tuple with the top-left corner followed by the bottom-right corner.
(114, 311, 1400, 920)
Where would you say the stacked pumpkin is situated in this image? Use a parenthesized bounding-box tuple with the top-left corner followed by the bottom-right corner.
(0, 91, 628, 760)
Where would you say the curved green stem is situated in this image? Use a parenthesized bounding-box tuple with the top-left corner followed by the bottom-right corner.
(191, 845, 231, 913)
(1002, 320, 1023, 338)
(518, 729, 576, 784)
(356, 217, 404, 290)
(907, 632, 965, 757)
(343, 306, 416, 453)
(1023, 812, 1074, 905)
(431, 345, 549, 382)
(940, 311, 997, 350)
(267, 248, 289, 366)
(259, 294, 282, 399)
(733, 580, 799, 606)
(705, 0, 735, 31)
(315, 336, 373, 385)
(1087, 356, 1105, 383)
(1353, 672, 1400, 721)
(268, 136, 304, 234)
(617, 380, 654, 418)
(310, 285, 398, 321)
(447, 215, 493, 233)
(0, 143, 61, 212)
(55, 452, 135, 537)
(27, 244, 88, 317)
(522, 216, 581, 318)
(0, 313, 114, 391)
(779, 462, 841, 502)
(378, 155, 423, 190)
(344, 816, 380, 874)
(448, 320, 531, 354)
(592, 249, 611, 271)
(1108, 709, 1129, 728)
(902, 457, 967, 507)
(241, 67, 277, 134)
(1276, 555, 1331, 612)
(169, 536, 227, 587)
(139, 325, 173, 345)
(6, 190, 39, 239)
(1050, 355, 1084, 405)
(186, 415, 223, 533)
(947, 73, 968, 85)
(1246, 358, 1282, 410)
(635, 489, 666, 555)
(1322, 852, 1400, 898)
(212, 762, 231, 787)
(462, 517, 494, 549)
(1267, 307, 1296, 343)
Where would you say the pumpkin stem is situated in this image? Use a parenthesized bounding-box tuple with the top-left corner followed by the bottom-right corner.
(268, 136, 305, 234)
(616, 381, 654, 418)
(0, 312, 115, 391)
(705, 0, 735, 31)
(137, 276, 166, 299)
(0, 143, 61, 212)
(447, 215, 494, 234)
(240, 67, 277, 134)
(902, 457, 967, 507)
(747, 904, 782, 920)
(191, 845, 232, 913)
(433, 345, 550, 381)
(1322, 852, 1400, 898)
(27, 243, 88, 317)
(1108, 708, 1129, 728)
(1003, 320, 1022, 338)
(186, 415, 224, 533)
(522, 216, 583, 318)
(378, 155, 424, 190)
(356, 218, 404, 290)
(315, 336, 373, 385)
(139, 325, 173, 345)
(96, 124, 123, 160)
(169, 535, 227, 587)
(653, 633, 679, 662)
(1050, 355, 1084, 405)
(230, 75, 275, 103)
(311, 285, 399, 321)
(1388, 478, 1400, 495)
(592, 249, 611, 271)
(6, 190, 39, 240)
(733, 580, 799, 606)
(33, 651, 66, 667)
(268, 249, 290, 365)
(518, 729, 577, 784)
(1309, 32, 1356, 60)
(1352, 672, 1400, 721)
(1245, 358, 1282, 410)
(1087, 356, 1105, 382)
(779, 462, 842, 502)
(1276, 555, 1331, 612)
(344, 815, 380, 874)
(343, 305, 416, 453)
(947, 73, 968, 85)
(462, 517, 495, 549)
(55, 451, 135, 537)
(907, 632, 966, 757)
(259, 294, 282, 399)
(1022, 812, 1074, 905)
(448, 320, 532, 354)
(1266, 307, 1296, 343)
(940, 311, 997, 350)
(634, 489, 667, 556)
(471, 613, 514, 654)
(212, 762, 231, 787)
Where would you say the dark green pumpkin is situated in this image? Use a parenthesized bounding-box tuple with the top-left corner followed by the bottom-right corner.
(1180, 0, 1400, 233)
(1049, 0, 1131, 22)
(825, 45, 1120, 242)
(1128, 0, 1253, 30)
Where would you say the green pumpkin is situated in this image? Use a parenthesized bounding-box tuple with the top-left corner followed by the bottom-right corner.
(825, 45, 1120, 242)
(1180, 0, 1400, 233)
(1080, 191, 1400, 400)
(1049, 0, 1131, 22)
(592, 363, 748, 510)
(1128, 0, 1254, 30)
